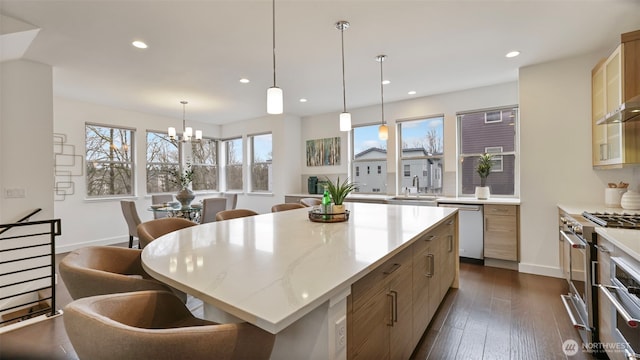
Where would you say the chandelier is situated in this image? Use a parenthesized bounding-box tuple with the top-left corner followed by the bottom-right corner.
(168, 101, 202, 142)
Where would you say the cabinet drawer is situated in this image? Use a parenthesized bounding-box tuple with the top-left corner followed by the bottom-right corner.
(351, 248, 412, 312)
(484, 204, 517, 216)
(413, 222, 452, 256)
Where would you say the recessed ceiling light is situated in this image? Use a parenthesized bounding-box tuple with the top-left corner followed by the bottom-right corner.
(132, 40, 148, 49)
(408, 91, 416, 95)
(299, 98, 308, 103)
(505, 51, 520, 58)
(382, 80, 390, 85)
(239, 78, 250, 84)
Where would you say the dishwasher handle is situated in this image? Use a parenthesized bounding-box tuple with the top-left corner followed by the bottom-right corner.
(438, 204, 482, 211)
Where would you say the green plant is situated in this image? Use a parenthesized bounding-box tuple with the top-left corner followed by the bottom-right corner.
(172, 162, 194, 188)
(325, 176, 357, 205)
(476, 153, 493, 187)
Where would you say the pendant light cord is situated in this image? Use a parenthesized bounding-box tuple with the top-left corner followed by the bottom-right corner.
(380, 57, 385, 125)
(272, 0, 277, 87)
(340, 27, 347, 112)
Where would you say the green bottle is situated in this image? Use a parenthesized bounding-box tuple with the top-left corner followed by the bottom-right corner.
(322, 186, 331, 215)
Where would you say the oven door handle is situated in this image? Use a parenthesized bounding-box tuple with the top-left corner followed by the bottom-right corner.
(560, 294, 590, 331)
(598, 284, 640, 328)
(559, 230, 586, 249)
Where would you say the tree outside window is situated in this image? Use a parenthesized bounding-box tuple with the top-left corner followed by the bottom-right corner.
(458, 107, 517, 196)
(86, 124, 134, 197)
(146, 131, 179, 193)
(398, 116, 444, 194)
(191, 138, 218, 191)
(249, 133, 272, 192)
(224, 137, 243, 191)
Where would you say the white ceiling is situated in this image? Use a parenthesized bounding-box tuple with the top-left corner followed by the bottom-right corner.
(1, 0, 640, 125)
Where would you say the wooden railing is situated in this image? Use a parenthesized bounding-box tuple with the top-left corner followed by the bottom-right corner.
(0, 218, 62, 325)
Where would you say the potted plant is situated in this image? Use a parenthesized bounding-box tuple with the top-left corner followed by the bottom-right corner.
(475, 153, 493, 199)
(173, 163, 195, 208)
(326, 176, 357, 213)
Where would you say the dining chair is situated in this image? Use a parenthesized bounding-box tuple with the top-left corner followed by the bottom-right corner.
(299, 198, 322, 207)
(221, 193, 238, 210)
(271, 203, 306, 212)
(58, 246, 183, 301)
(200, 197, 227, 224)
(120, 200, 141, 248)
(64, 290, 276, 360)
(136, 217, 197, 249)
(215, 209, 258, 221)
(151, 194, 174, 219)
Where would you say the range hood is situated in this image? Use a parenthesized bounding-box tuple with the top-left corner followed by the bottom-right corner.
(596, 95, 640, 125)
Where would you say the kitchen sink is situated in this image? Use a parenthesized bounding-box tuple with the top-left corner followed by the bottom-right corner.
(386, 196, 437, 206)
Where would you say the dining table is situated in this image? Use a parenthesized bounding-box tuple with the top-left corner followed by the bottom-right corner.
(141, 201, 458, 360)
(147, 204, 201, 223)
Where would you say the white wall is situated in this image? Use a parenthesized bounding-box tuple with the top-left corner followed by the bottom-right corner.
(0, 60, 53, 222)
(518, 54, 638, 277)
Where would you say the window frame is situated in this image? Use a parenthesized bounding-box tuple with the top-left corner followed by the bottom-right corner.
(248, 132, 273, 193)
(85, 123, 135, 198)
(145, 130, 180, 194)
(351, 123, 388, 194)
(190, 137, 219, 192)
(457, 106, 519, 197)
(222, 136, 244, 192)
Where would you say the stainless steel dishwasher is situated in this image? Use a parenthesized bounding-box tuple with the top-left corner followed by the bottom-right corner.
(438, 203, 484, 260)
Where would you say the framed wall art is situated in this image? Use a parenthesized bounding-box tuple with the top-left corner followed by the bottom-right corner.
(306, 137, 340, 166)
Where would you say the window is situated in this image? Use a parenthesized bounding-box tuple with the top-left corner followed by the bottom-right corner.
(458, 107, 518, 196)
(223, 137, 243, 191)
(352, 124, 387, 193)
(249, 133, 272, 192)
(146, 131, 179, 193)
(398, 116, 444, 194)
(85, 124, 134, 197)
(191, 138, 218, 191)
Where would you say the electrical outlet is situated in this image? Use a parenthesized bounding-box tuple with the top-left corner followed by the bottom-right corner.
(335, 315, 346, 350)
(4, 188, 26, 198)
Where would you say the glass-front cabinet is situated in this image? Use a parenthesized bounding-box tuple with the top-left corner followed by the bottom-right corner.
(591, 31, 640, 168)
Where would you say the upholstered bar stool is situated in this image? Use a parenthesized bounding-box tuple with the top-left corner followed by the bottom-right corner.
(64, 290, 276, 360)
(215, 209, 258, 221)
(271, 203, 305, 212)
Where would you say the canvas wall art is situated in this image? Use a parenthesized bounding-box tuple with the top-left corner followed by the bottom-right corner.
(306, 137, 340, 166)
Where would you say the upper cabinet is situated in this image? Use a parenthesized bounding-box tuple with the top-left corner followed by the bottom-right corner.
(592, 30, 640, 168)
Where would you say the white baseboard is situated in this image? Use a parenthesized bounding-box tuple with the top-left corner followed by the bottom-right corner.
(518, 262, 563, 278)
(55, 235, 129, 254)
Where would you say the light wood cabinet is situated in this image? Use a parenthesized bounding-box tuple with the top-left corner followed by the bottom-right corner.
(348, 214, 458, 360)
(483, 205, 519, 261)
(592, 29, 640, 168)
(348, 248, 413, 360)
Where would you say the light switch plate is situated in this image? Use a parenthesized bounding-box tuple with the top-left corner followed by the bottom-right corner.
(4, 188, 26, 198)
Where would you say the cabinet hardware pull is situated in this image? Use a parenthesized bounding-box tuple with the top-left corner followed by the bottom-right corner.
(560, 294, 590, 331)
(598, 285, 640, 328)
(425, 235, 437, 242)
(390, 290, 398, 323)
(425, 254, 434, 277)
(387, 293, 394, 327)
(592, 261, 598, 287)
(559, 230, 586, 249)
(383, 263, 401, 275)
(448, 235, 453, 253)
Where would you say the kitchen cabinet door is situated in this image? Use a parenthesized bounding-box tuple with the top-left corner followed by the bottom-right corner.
(484, 205, 519, 261)
(412, 231, 436, 345)
(596, 237, 625, 360)
(389, 258, 414, 360)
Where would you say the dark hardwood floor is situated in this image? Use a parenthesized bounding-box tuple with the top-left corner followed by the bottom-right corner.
(0, 253, 594, 360)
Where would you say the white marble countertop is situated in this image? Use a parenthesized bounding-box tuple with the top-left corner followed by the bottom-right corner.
(596, 228, 640, 262)
(141, 202, 457, 334)
(287, 193, 521, 206)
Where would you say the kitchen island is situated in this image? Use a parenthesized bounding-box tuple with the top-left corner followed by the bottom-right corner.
(142, 202, 458, 359)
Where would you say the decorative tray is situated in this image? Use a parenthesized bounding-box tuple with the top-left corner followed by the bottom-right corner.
(308, 209, 350, 223)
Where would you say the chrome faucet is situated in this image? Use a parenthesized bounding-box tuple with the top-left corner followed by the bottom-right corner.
(412, 175, 419, 193)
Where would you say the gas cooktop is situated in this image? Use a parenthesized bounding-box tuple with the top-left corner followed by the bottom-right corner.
(582, 211, 640, 229)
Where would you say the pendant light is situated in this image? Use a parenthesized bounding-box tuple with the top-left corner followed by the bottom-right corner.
(336, 20, 351, 132)
(376, 55, 388, 140)
(168, 101, 202, 142)
(267, 0, 283, 114)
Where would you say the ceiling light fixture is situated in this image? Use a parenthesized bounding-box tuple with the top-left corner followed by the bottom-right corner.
(408, 90, 416, 95)
(267, 0, 283, 114)
(239, 78, 250, 84)
(336, 20, 351, 132)
(132, 40, 148, 49)
(506, 50, 520, 58)
(299, 98, 308, 103)
(376, 55, 388, 141)
(168, 101, 202, 142)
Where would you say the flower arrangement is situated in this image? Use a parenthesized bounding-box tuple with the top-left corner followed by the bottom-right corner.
(172, 163, 194, 189)
(325, 176, 357, 205)
(476, 153, 493, 187)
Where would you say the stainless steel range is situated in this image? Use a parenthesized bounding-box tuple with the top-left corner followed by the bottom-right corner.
(559, 208, 640, 356)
